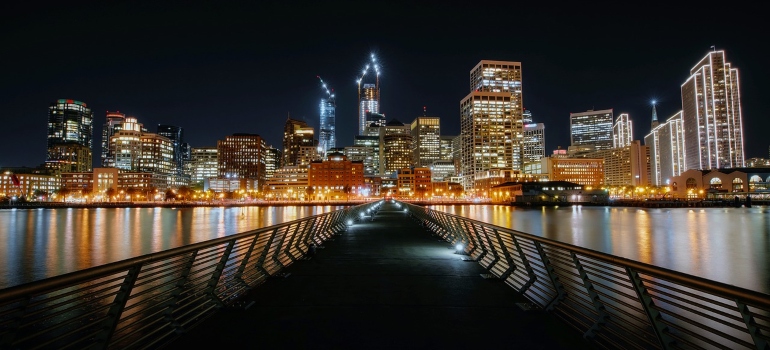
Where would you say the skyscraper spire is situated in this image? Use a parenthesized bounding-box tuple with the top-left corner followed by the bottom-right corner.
(651, 100, 659, 129)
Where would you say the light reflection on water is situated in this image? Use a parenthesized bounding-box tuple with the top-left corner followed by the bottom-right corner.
(431, 204, 770, 294)
(0, 206, 342, 289)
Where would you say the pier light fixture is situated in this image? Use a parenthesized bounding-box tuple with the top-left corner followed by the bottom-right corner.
(347, 220, 353, 226)
(455, 243, 465, 254)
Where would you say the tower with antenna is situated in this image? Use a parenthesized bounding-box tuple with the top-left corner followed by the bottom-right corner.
(651, 100, 659, 129)
(317, 76, 336, 154)
(357, 53, 381, 135)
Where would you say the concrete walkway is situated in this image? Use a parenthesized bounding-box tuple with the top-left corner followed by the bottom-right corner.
(165, 202, 595, 349)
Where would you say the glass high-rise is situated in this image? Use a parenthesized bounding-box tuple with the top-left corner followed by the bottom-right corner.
(102, 111, 125, 167)
(359, 84, 380, 135)
(319, 89, 336, 154)
(157, 124, 186, 176)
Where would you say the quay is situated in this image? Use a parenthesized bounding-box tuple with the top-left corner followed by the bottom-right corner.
(164, 200, 592, 349)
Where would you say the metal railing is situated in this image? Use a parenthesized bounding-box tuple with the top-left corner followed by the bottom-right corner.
(0, 201, 381, 349)
(405, 202, 770, 350)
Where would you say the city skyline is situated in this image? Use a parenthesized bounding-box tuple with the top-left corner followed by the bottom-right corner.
(1, 2, 767, 168)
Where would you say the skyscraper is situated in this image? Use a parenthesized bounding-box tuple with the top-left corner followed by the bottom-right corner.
(157, 124, 186, 176)
(460, 60, 523, 190)
(102, 111, 125, 167)
(357, 54, 380, 136)
(381, 119, 412, 176)
(410, 116, 441, 168)
(317, 76, 336, 154)
(218, 133, 267, 186)
(681, 50, 744, 170)
(613, 113, 633, 148)
(645, 111, 685, 186)
(570, 109, 614, 151)
(521, 108, 545, 164)
(282, 118, 316, 167)
(46, 99, 93, 171)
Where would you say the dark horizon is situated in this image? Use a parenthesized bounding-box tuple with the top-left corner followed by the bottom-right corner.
(2, 2, 767, 168)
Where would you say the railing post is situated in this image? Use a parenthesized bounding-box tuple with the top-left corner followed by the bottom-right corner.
(463, 222, 486, 261)
(534, 241, 566, 311)
(493, 228, 517, 281)
(511, 235, 537, 294)
(205, 241, 235, 307)
(284, 221, 305, 261)
(164, 250, 199, 333)
(235, 235, 258, 287)
(95, 265, 142, 349)
(626, 267, 675, 350)
(735, 300, 769, 350)
(571, 252, 608, 339)
(255, 228, 279, 276)
(270, 226, 290, 269)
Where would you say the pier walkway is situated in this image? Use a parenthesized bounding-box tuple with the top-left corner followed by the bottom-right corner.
(165, 201, 594, 349)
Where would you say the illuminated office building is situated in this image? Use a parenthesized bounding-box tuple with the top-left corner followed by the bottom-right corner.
(156, 124, 187, 176)
(381, 119, 412, 176)
(523, 109, 545, 163)
(461, 60, 524, 190)
(185, 147, 218, 184)
(264, 146, 282, 180)
(357, 54, 381, 135)
(102, 111, 125, 167)
(46, 99, 93, 171)
(681, 50, 744, 170)
(410, 116, 441, 167)
(613, 113, 632, 148)
(318, 78, 336, 153)
(218, 134, 267, 189)
(350, 135, 380, 176)
(570, 109, 614, 151)
(282, 118, 316, 167)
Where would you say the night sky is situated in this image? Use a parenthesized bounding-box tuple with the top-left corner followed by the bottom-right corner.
(2, 1, 767, 168)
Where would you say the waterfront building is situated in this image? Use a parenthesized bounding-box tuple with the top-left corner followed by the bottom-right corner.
(613, 113, 633, 148)
(184, 147, 218, 184)
(381, 119, 413, 176)
(217, 133, 267, 191)
(451, 135, 462, 178)
(61, 168, 156, 200)
(308, 152, 366, 200)
(681, 50, 744, 170)
(102, 111, 125, 167)
(541, 156, 604, 187)
(645, 111, 685, 186)
(669, 167, 770, 199)
(570, 109, 614, 151)
(410, 116, 441, 168)
(264, 165, 309, 200)
(0, 168, 59, 199)
(584, 140, 649, 186)
(139, 133, 175, 188)
(461, 60, 524, 190)
(46, 99, 93, 172)
(110, 117, 144, 171)
(491, 181, 606, 203)
(395, 167, 431, 198)
(282, 118, 316, 167)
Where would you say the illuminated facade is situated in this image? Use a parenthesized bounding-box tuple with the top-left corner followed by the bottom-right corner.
(282, 118, 315, 167)
(570, 109, 614, 151)
(110, 117, 144, 171)
(381, 119, 412, 176)
(217, 133, 267, 190)
(439, 135, 454, 161)
(102, 111, 125, 167)
(396, 167, 431, 198)
(47, 99, 93, 172)
(645, 111, 685, 185)
(461, 60, 524, 190)
(681, 50, 744, 170)
(61, 168, 155, 198)
(45, 143, 92, 173)
(584, 140, 649, 186)
(542, 156, 604, 187)
(265, 166, 309, 199)
(523, 122, 546, 163)
(264, 146, 281, 180)
(308, 153, 366, 199)
(185, 147, 218, 184)
(612, 113, 632, 148)
(430, 160, 456, 182)
(410, 116, 441, 167)
(156, 124, 187, 177)
(0, 168, 59, 199)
